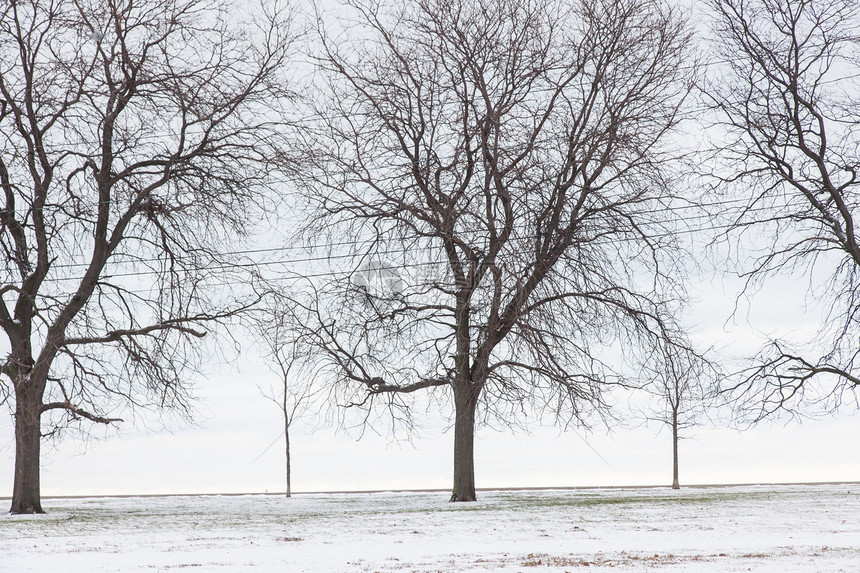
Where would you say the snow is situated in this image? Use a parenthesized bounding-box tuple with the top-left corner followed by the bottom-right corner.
(1, 484, 858, 572)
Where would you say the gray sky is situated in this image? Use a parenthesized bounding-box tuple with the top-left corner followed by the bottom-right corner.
(0, 0, 857, 499)
(1, 380, 856, 497)
(1, 273, 856, 497)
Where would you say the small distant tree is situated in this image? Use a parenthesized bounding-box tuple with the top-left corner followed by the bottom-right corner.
(252, 299, 317, 498)
(705, 0, 860, 418)
(0, 0, 295, 513)
(289, 0, 698, 502)
(643, 343, 714, 489)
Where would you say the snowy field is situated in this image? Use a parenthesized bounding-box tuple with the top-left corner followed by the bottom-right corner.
(1, 484, 858, 572)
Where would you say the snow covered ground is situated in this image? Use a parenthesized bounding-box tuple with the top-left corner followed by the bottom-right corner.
(1, 484, 857, 572)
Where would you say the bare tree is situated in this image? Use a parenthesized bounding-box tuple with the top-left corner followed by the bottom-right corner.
(0, 0, 295, 513)
(642, 343, 714, 489)
(287, 0, 697, 501)
(706, 0, 860, 418)
(251, 298, 317, 498)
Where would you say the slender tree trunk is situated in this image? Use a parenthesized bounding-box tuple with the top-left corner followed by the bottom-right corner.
(671, 409, 680, 490)
(11, 389, 44, 514)
(450, 385, 478, 502)
(285, 419, 291, 498)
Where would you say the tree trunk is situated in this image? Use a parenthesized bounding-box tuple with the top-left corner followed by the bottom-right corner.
(11, 392, 44, 514)
(671, 410, 680, 490)
(285, 420, 291, 498)
(450, 386, 478, 502)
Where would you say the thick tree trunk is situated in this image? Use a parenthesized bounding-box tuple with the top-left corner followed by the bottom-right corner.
(11, 392, 44, 514)
(450, 386, 478, 502)
(671, 410, 680, 490)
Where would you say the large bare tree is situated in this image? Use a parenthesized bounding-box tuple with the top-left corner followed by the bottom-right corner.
(706, 0, 860, 418)
(0, 0, 295, 513)
(288, 0, 697, 501)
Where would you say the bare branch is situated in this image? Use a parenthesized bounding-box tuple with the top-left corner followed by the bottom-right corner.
(40, 402, 123, 424)
(705, 0, 860, 416)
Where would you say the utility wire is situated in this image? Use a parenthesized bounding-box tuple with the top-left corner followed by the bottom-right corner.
(1, 194, 835, 287)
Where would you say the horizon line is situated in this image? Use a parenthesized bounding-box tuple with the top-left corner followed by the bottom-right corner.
(3, 480, 857, 501)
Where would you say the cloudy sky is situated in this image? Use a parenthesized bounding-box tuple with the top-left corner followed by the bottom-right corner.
(0, 0, 857, 501)
(1, 268, 856, 498)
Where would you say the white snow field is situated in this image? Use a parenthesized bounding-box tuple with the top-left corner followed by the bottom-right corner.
(1, 484, 857, 572)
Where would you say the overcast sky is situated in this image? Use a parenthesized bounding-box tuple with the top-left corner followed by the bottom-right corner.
(1, 268, 856, 498)
(0, 0, 857, 500)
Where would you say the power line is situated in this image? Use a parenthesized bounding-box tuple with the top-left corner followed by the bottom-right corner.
(1, 190, 837, 284)
(5, 212, 797, 290)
